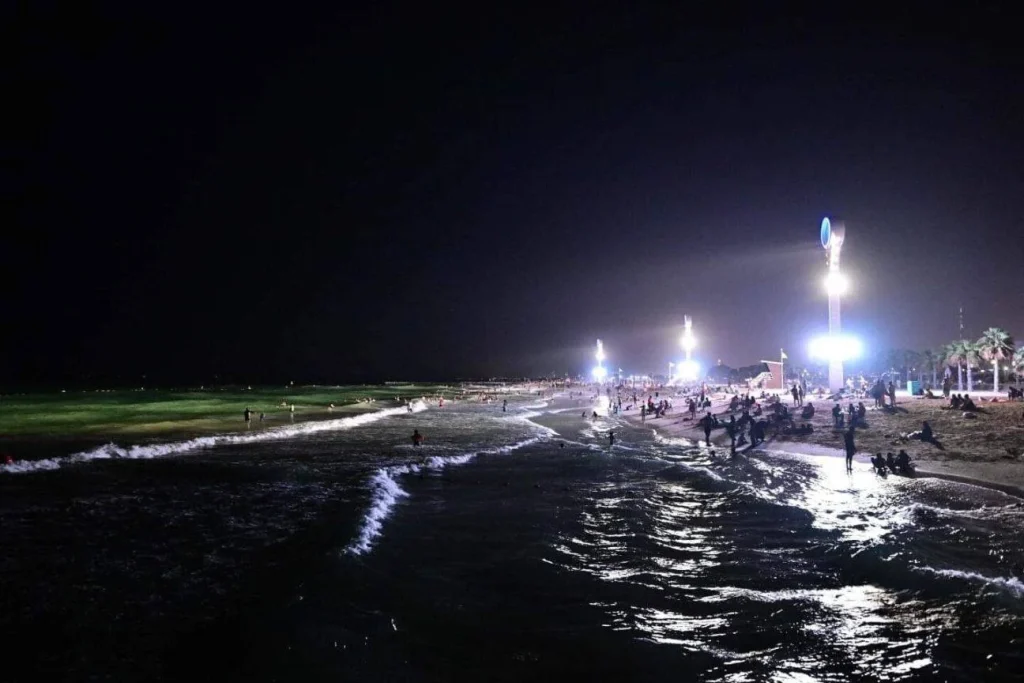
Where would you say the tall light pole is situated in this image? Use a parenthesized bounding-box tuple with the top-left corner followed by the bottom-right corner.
(682, 316, 695, 362)
(591, 339, 607, 382)
(821, 217, 847, 392)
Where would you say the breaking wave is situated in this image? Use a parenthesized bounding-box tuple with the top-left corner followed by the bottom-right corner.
(344, 435, 546, 556)
(915, 566, 1024, 597)
(1, 401, 428, 475)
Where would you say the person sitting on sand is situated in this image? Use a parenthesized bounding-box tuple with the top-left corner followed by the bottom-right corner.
(961, 394, 978, 411)
(801, 402, 815, 419)
(884, 452, 896, 473)
(871, 453, 887, 474)
(949, 393, 962, 409)
(856, 402, 867, 424)
(921, 421, 934, 442)
(896, 449, 912, 474)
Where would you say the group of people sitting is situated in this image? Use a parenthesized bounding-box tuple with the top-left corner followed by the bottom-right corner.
(947, 393, 978, 411)
(1007, 387, 1024, 401)
(871, 450, 913, 475)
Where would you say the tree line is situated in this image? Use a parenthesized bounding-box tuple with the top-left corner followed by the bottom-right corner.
(876, 328, 1021, 393)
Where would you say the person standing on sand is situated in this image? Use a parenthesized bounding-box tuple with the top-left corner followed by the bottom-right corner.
(702, 413, 713, 447)
(244, 407, 252, 425)
(887, 382, 896, 410)
(608, 430, 615, 447)
(726, 415, 737, 454)
(412, 430, 423, 447)
(791, 384, 800, 406)
(844, 424, 856, 472)
(502, 399, 507, 412)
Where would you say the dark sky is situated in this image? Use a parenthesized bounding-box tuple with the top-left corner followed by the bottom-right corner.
(6, 2, 1023, 386)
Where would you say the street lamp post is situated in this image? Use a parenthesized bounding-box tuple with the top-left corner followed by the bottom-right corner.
(821, 217, 847, 392)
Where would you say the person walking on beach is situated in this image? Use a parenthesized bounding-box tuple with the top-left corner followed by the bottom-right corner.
(502, 399, 507, 413)
(791, 384, 800, 406)
(608, 430, 615, 447)
(843, 424, 856, 472)
(702, 413, 713, 447)
(244, 407, 252, 425)
(726, 415, 737, 455)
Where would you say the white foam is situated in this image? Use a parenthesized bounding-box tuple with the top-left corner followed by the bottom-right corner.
(915, 566, 1024, 596)
(343, 465, 413, 555)
(0, 401, 429, 475)
(344, 434, 547, 555)
(516, 411, 559, 437)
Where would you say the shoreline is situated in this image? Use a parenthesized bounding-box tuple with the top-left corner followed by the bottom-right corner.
(0, 383, 553, 468)
(620, 391, 1024, 499)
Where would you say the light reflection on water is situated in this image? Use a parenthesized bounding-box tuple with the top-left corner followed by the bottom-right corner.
(542, 417, 1023, 682)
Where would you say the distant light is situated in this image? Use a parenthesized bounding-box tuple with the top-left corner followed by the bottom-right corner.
(825, 271, 849, 296)
(808, 335, 862, 362)
(592, 365, 608, 381)
(595, 339, 605, 363)
(679, 359, 700, 380)
(681, 334, 696, 352)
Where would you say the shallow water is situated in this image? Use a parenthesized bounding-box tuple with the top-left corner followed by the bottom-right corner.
(1, 395, 1021, 681)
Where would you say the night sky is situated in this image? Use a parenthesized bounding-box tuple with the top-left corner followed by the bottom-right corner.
(7, 3, 1023, 386)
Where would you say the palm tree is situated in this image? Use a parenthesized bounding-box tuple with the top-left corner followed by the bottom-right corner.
(1012, 348, 1024, 385)
(962, 340, 981, 393)
(904, 349, 922, 385)
(945, 341, 965, 391)
(883, 348, 905, 382)
(934, 346, 951, 387)
(977, 327, 1015, 393)
(921, 348, 937, 388)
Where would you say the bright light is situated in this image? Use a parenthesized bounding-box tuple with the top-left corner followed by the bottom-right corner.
(808, 335, 863, 362)
(825, 271, 849, 296)
(595, 339, 605, 363)
(681, 333, 696, 352)
(678, 359, 700, 380)
(592, 365, 608, 381)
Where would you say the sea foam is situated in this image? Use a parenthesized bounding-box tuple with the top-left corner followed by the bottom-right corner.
(915, 566, 1024, 597)
(1, 401, 428, 475)
(344, 434, 547, 556)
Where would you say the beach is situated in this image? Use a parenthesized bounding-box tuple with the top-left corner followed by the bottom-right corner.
(1, 387, 1022, 681)
(621, 388, 1024, 493)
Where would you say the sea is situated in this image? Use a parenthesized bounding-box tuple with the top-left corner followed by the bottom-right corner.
(1, 392, 1022, 682)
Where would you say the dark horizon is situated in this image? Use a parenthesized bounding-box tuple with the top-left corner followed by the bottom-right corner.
(7, 3, 1023, 387)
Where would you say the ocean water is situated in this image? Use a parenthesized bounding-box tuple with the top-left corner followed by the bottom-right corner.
(1, 394, 1022, 681)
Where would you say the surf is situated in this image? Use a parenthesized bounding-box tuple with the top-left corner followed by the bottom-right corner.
(1, 401, 429, 475)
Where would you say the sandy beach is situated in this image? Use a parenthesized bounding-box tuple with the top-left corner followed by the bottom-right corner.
(621, 388, 1024, 494)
